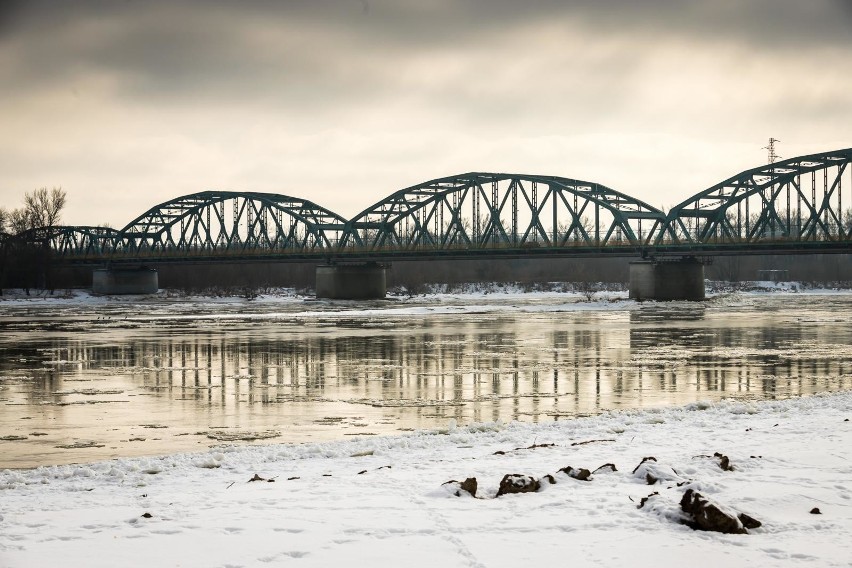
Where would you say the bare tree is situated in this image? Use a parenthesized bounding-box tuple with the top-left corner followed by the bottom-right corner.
(24, 187, 66, 228)
(0, 207, 8, 233)
(575, 280, 598, 301)
(0, 187, 67, 294)
(7, 208, 32, 234)
(572, 263, 599, 300)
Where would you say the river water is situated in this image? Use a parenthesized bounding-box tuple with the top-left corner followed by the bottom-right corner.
(1, 291, 851, 469)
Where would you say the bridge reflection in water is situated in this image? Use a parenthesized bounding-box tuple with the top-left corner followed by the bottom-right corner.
(39, 323, 849, 417)
(2, 299, 847, 462)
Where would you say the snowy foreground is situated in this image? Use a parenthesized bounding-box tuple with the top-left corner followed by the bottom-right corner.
(2, 393, 851, 567)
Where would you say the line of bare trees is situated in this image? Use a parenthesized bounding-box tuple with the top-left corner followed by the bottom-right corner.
(1, 187, 67, 295)
(0, 187, 66, 235)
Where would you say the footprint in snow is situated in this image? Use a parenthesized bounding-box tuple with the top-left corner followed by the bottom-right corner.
(258, 551, 310, 562)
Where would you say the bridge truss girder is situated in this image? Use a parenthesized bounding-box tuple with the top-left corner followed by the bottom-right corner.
(10, 226, 121, 258)
(660, 148, 852, 245)
(117, 191, 347, 256)
(11, 147, 852, 262)
(340, 173, 665, 253)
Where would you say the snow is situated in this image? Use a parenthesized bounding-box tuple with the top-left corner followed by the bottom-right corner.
(0, 283, 847, 325)
(2, 392, 851, 568)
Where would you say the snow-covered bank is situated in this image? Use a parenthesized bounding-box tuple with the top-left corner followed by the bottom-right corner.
(2, 280, 851, 307)
(2, 392, 850, 568)
(1, 283, 850, 322)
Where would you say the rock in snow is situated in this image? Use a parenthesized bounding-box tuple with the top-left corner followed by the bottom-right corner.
(443, 477, 478, 497)
(496, 474, 540, 496)
(557, 465, 592, 481)
(680, 489, 762, 534)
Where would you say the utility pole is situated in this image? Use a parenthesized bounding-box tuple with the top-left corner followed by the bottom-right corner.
(763, 138, 781, 164)
(761, 138, 781, 239)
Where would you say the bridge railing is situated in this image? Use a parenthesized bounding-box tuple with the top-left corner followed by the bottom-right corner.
(47, 231, 852, 262)
(23, 220, 852, 261)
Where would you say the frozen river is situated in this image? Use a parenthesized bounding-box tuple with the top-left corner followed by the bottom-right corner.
(1, 290, 851, 468)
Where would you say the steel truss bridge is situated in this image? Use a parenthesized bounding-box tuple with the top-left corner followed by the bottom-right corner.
(5, 147, 852, 262)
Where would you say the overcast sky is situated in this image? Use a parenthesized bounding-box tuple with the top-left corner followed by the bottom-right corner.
(1, 0, 850, 227)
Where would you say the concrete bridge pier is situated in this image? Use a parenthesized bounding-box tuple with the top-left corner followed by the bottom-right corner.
(629, 258, 705, 301)
(315, 262, 387, 300)
(93, 267, 159, 295)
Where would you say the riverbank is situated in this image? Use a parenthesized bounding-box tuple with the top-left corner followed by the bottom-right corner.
(2, 279, 852, 305)
(1, 392, 850, 567)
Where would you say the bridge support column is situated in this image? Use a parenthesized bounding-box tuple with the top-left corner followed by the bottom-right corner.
(629, 258, 705, 301)
(315, 263, 387, 300)
(92, 267, 159, 295)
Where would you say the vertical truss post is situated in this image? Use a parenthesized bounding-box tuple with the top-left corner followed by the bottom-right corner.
(594, 202, 600, 245)
(438, 198, 444, 249)
(245, 198, 253, 246)
(745, 196, 750, 241)
(735, 200, 741, 240)
(689, 203, 695, 239)
(551, 186, 557, 246)
(511, 181, 517, 245)
(451, 191, 458, 245)
(824, 167, 829, 238)
(531, 181, 538, 243)
(786, 180, 791, 237)
(574, 194, 578, 242)
(217, 201, 224, 248)
(404, 213, 410, 246)
(812, 171, 817, 240)
(796, 175, 802, 238)
(179, 215, 185, 250)
(434, 199, 439, 249)
(473, 186, 479, 246)
(491, 181, 498, 245)
(232, 199, 239, 248)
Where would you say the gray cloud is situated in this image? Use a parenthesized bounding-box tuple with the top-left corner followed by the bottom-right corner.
(1, 0, 850, 224)
(3, 0, 850, 101)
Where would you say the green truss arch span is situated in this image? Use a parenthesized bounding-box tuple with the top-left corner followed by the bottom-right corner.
(339, 172, 666, 252)
(10, 226, 120, 258)
(659, 148, 852, 245)
(118, 191, 348, 256)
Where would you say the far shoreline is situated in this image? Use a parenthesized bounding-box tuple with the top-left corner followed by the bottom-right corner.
(2, 279, 852, 304)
